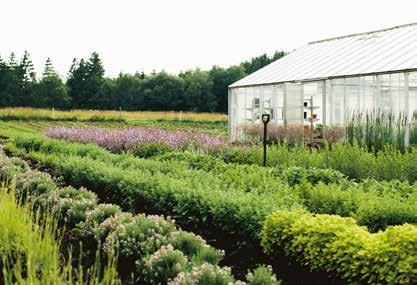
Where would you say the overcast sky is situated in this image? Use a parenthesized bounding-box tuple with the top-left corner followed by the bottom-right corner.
(1, 0, 416, 78)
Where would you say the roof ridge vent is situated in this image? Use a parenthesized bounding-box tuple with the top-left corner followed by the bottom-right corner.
(309, 22, 417, 45)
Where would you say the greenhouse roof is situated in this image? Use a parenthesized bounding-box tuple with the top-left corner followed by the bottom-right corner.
(230, 23, 417, 88)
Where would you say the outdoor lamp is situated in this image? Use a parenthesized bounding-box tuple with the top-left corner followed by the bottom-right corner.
(261, 114, 270, 166)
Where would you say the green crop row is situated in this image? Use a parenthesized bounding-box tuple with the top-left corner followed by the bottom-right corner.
(7, 132, 417, 232)
(3, 132, 417, 283)
(5, 133, 297, 251)
(209, 143, 417, 182)
(262, 211, 417, 284)
(0, 150, 279, 285)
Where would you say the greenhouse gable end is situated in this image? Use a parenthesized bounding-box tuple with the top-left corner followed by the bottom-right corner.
(228, 23, 417, 141)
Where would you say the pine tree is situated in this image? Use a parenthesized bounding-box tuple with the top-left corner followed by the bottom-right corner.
(33, 58, 69, 109)
(43, 57, 57, 78)
(21, 50, 36, 84)
(9, 52, 17, 68)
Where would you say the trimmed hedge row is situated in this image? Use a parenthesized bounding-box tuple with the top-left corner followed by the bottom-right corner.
(9, 134, 417, 232)
(7, 134, 302, 246)
(0, 151, 280, 285)
(262, 211, 417, 284)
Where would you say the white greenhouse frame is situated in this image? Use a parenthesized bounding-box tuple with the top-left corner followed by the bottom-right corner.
(228, 23, 417, 142)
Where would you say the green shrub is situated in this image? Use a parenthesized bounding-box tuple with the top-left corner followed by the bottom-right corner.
(168, 263, 236, 285)
(295, 181, 417, 231)
(246, 266, 281, 285)
(133, 142, 172, 158)
(103, 214, 176, 265)
(169, 231, 209, 257)
(0, 153, 28, 182)
(75, 203, 122, 240)
(190, 247, 224, 266)
(15, 170, 57, 200)
(262, 211, 417, 284)
(282, 166, 346, 186)
(140, 245, 188, 285)
(39, 186, 97, 227)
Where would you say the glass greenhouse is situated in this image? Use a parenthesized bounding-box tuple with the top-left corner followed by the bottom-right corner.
(228, 23, 417, 142)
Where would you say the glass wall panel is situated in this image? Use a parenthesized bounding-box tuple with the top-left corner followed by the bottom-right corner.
(379, 74, 393, 113)
(409, 72, 417, 119)
(272, 84, 284, 123)
(285, 82, 303, 124)
(359, 76, 377, 114)
(329, 78, 346, 125)
(345, 77, 360, 119)
(236, 88, 246, 140)
(378, 73, 406, 117)
(229, 88, 238, 140)
(262, 85, 273, 119)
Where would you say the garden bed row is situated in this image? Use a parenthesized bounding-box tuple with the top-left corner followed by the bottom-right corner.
(11, 132, 417, 232)
(0, 150, 278, 284)
(45, 125, 417, 182)
(3, 131, 417, 283)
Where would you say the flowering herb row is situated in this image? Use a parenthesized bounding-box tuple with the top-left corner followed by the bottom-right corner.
(45, 126, 226, 153)
(0, 151, 280, 285)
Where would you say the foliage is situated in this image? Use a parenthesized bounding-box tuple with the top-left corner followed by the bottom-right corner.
(32, 58, 70, 109)
(345, 111, 412, 153)
(168, 263, 236, 285)
(140, 245, 188, 284)
(245, 266, 281, 285)
(0, 184, 120, 284)
(133, 142, 172, 158)
(262, 211, 417, 284)
(244, 123, 305, 146)
(0, 50, 285, 113)
(45, 126, 226, 153)
(0, 147, 278, 284)
(211, 143, 417, 182)
(282, 166, 346, 186)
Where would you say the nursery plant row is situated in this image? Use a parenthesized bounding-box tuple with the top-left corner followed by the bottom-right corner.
(45, 125, 417, 182)
(2, 131, 417, 283)
(0, 150, 278, 284)
(9, 132, 417, 232)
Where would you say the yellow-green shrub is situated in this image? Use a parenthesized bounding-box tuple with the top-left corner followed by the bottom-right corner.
(262, 211, 417, 284)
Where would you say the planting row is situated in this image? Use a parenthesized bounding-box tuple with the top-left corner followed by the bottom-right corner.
(0, 183, 119, 284)
(262, 211, 417, 284)
(4, 134, 417, 283)
(45, 125, 417, 182)
(45, 126, 226, 153)
(0, 151, 279, 284)
(13, 132, 417, 231)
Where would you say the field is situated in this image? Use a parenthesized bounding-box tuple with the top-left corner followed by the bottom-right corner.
(1, 109, 417, 284)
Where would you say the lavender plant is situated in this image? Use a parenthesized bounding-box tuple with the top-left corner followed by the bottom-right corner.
(45, 126, 226, 153)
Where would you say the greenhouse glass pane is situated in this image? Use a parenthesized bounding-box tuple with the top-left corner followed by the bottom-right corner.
(409, 72, 417, 119)
(285, 82, 302, 124)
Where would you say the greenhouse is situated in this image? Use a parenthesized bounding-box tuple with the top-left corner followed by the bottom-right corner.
(228, 23, 417, 142)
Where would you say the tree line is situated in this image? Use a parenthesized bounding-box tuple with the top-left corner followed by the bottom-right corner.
(0, 51, 285, 113)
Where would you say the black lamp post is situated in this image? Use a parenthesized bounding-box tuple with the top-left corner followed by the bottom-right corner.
(262, 114, 270, 167)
